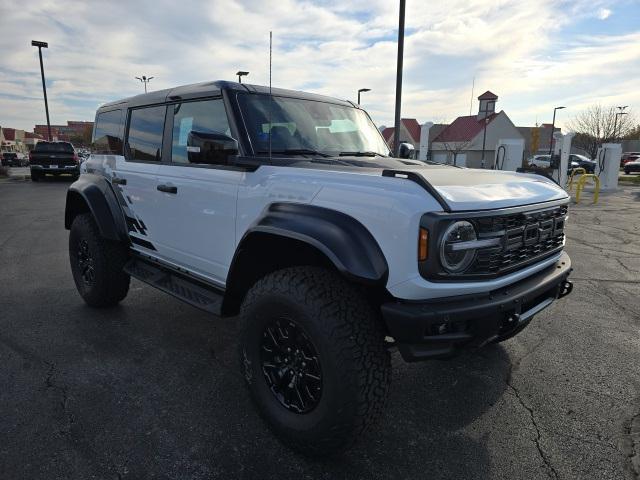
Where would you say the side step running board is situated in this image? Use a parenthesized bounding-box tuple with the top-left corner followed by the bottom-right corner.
(124, 257, 223, 316)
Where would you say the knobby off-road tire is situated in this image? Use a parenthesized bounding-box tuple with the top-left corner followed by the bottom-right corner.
(69, 213, 130, 307)
(31, 171, 40, 182)
(239, 266, 391, 456)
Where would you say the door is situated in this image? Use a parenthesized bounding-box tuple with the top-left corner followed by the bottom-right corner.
(154, 98, 243, 285)
(116, 105, 167, 252)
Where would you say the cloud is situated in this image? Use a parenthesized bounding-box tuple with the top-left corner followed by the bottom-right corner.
(0, 0, 637, 132)
(597, 8, 612, 19)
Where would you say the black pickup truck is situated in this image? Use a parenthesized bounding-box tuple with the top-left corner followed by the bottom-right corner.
(30, 142, 80, 181)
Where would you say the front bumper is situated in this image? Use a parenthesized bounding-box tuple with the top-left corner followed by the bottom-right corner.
(31, 165, 79, 174)
(381, 252, 573, 361)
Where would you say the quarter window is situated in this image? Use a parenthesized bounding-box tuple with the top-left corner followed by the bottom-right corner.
(126, 106, 166, 162)
(92, 109, 123, 155)
(171, 99, 231, 164)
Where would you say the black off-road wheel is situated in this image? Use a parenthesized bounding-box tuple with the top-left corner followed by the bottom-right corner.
(31, 171, 41, 182)
(69, 213, 130, 307)
(239, 266, 391, 457)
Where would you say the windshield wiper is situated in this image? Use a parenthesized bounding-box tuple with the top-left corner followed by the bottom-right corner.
(338, 151, 386, 157)
(257, 148, 331, 157)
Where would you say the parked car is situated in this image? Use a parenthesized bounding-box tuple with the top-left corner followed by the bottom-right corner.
(1, 152, 21, 167)
(621, 152, 640, 167)
(528, 154, 552, 168)
(65, 80, 573, 456)
(568, 154, 596, 173)
(29, 141, 80, 181)
(624, 160, 640, 174)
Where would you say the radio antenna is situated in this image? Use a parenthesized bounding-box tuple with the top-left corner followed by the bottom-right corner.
(268, 31, 273, 163)
(469, 76, 475, 116)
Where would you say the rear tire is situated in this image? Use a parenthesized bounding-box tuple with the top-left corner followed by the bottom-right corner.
(31, 171, 40, 182)
(239, 266, 391, 456)
(69, 213, 130, 307)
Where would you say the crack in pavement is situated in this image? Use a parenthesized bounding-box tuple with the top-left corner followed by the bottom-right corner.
(505, 378, 560, 480)
(623, 410, 640, 479)
(45, 362, 75, 436)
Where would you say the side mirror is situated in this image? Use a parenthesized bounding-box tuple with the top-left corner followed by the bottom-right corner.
(398, 142, 415, 159)
(187, 131, 239, 165)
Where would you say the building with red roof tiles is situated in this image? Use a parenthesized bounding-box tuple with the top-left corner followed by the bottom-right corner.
(430, 92, 524, 168)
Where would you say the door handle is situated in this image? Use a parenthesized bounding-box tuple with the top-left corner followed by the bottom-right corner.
(157, 184, 178, 194)
(112, 177, 127, 185)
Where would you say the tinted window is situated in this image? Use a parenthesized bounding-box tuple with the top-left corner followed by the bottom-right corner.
(126, 106, 166, 162)
(93, 109, 123, 154)
(171, 99, 231, 164)
(237, 93, 390, 157)
(34, 142, 74, 153)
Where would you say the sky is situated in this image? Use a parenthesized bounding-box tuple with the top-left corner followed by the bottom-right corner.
(1, 0, 639, 132)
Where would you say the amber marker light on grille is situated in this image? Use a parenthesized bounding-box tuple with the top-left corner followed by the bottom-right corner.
(418, 228, 429, 261)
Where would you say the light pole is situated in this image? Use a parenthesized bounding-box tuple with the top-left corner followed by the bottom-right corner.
(31, 40, 51, 141)
(613, 105, 628, 142)
(548, 106, 566, 157)
(236, 71, 249, 83)
(357, 88, 371, 105)
(135, 75, 154, 93)
(392, 0, 406, 157)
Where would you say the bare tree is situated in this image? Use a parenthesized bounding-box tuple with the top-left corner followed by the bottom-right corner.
(567, 104, 636, 158)
(441, 140, 472, 166)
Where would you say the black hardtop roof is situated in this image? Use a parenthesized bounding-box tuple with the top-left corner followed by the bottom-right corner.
(98, 80, 355, 112)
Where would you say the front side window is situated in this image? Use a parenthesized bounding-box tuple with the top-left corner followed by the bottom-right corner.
(237, 93, 390, 158)
(171, 99, 231, 164)
(126, 106, 166, 162)
(92, 109, 123, 154)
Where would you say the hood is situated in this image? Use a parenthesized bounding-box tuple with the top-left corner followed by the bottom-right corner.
(410, 167, 568, 211)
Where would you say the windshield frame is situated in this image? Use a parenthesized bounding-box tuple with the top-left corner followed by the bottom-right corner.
(234, 92, 391, 160)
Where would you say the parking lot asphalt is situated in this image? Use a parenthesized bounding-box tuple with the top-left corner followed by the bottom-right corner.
(1, 177, 639, 480)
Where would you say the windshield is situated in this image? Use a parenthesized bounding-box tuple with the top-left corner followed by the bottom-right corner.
(237, 93, 390, 157)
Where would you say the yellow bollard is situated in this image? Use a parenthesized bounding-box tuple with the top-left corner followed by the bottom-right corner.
(575, 174, 600, 204)
(567, 167, 586, 191)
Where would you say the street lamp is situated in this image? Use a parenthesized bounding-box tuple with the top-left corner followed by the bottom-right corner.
(548, 106, 566, 157)
(135, 75, 154, 93)
(236, 71, 249, 83)
(613, 105, 629, 142)
(357, 88, 371, 105)
(31, 40, 51, 141)
(392, 0, 406, 156)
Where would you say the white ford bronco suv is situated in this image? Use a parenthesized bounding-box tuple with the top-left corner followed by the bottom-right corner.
(65, 81, 573, 456)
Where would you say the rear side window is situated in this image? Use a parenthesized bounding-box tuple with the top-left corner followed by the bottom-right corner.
(126, 106, 166, 162)
(93, 109, 123, 154)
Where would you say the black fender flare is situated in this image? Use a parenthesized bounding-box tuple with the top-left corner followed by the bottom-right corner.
(64, 174, 128, 242)
(232, 203, 389, 285)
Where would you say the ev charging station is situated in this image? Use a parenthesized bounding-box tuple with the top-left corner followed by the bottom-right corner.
(493, 138, 524, 171)
(595, 143, 622, 191)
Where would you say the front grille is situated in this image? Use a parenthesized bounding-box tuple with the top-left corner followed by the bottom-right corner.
(468, 205, 567, 275)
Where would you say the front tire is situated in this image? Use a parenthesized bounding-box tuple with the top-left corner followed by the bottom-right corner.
(69, 213, 130, 307)
(239, 266, 391, 456)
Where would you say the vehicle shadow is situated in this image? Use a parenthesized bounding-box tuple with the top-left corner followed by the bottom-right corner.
(57, 297, 511, 480)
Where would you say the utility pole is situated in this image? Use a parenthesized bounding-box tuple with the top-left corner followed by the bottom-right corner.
(613, 105, 628, 141)
(135, 75, 154, 93)
(392, 0, 406, 157)
(31, 40, 51, 141)
(236, 71, 249, 83)
(357, 88, 371, 105)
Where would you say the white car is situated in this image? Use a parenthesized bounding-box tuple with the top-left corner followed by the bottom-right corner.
(65, 80, 573, 456)
(528, 154, 552, 168)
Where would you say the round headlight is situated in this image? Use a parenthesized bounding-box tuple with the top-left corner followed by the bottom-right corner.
(439, 221, 477, 273)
